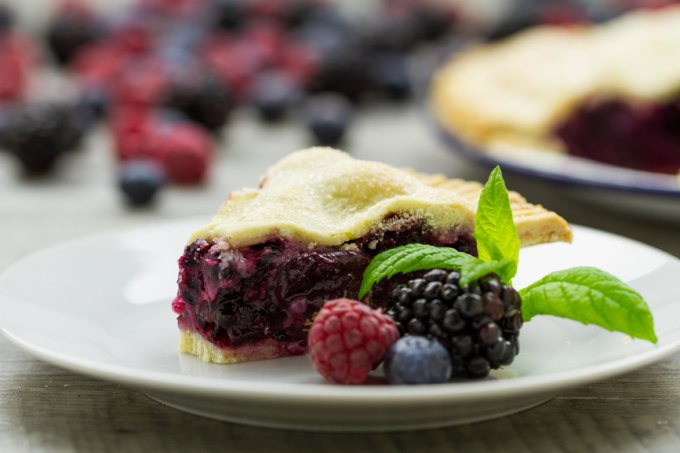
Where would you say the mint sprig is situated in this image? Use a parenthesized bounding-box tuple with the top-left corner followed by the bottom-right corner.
(357, 167, 658, 344)
(474, 166, 520, 283)
(519, 267, 657, 343)
(357, 244, 477, 299)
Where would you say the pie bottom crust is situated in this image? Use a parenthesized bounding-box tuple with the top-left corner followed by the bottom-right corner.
(179, 330, 292, 364)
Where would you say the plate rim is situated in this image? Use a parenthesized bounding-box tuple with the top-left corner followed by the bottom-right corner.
(2, 220, 680, 405)
(432, 118, 680, 198)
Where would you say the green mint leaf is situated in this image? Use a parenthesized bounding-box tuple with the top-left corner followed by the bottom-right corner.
(519, 267, 657, 343)
(459, 259, 516, 288)
(357, 244, 478, 299)
(475, 166, 520, 281)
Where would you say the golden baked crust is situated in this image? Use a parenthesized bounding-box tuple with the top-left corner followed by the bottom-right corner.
(190, 147, 571, 248)
(179, 330, 284, 363)
(431, 6, 680, 153)
(409, 171, 572, 246)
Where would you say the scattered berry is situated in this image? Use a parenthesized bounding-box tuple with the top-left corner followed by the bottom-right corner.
(163, 70, 233, 132)
(4, 103, 79, 174)
(0, 5, 15, 34)
(412, 5, 455, 42)
(357, 16, 420, 54)
(308, 298, 399, 384)
(150, 123, 213, 184)
(0, 33, 32, 102)
(252, 71, 301, 123)
(370, 53, 412, 101)
(312, 42, 372, 101)
(111, 106, 157, 161)
(387, 270, 522, 379)
(118, 160, 166, 206)
(213, 0, 247, 31)
(304, 93, 353, 147)
(46, 1, 103, 66)
(384, 336, 452, 385)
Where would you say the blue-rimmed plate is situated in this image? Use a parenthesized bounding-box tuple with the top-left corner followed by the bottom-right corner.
(436, 125, 680, 222)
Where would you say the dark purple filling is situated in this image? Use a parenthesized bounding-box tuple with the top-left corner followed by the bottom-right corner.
(172, 217, 476, 354)
(554, 96, 680, 174)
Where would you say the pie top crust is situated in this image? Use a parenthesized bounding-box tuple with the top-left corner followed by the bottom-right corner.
(431, 6, 680, 151)
(189, 147, 571, 248)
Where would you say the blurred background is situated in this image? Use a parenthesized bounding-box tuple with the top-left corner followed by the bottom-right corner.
(1, 0, 680, 272)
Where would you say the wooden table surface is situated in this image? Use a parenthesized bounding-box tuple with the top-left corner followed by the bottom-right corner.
(2, 106, 680, 452)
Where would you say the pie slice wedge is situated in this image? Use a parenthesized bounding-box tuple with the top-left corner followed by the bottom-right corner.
(172, 147, 571, 363)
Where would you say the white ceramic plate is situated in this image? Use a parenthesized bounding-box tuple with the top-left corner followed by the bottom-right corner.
(2, 219, 680, 431)
(436, 126, 680, 223)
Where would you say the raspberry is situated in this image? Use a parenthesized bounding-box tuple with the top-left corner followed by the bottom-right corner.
(150, 122, 213, 184)
(110, 106, 157, 161)
(308, 298, 398, 385)
(387, 270, 522, 379)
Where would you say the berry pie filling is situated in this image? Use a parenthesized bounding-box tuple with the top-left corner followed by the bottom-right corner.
(172, 217, 476, 363)
(554, 96, 680, 174)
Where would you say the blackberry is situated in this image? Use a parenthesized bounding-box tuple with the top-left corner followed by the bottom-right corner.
(387, 269, 522, 379)
(163, 72, 233, 133)
(4, 103, 81, 174)
(412, 6, 453, 42)
(213, 0, 248, 31)
(46, 9, 103, 65)
(311, 40, 372, 102)
(0, 4, 15, 34)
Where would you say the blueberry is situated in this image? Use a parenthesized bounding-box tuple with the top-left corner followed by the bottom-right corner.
(295, 22, 344, 55)
(78, 87, 110, 121)
(252, 71, 301, 123)
(370, 53, 412, 101)
(304, 93, 353, 147)
(384, 336, 452, 385)
(118, 160, 166, 206)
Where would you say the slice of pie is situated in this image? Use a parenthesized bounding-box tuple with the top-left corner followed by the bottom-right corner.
(431, 6, 680, 174)
(172, 147, 571, 363)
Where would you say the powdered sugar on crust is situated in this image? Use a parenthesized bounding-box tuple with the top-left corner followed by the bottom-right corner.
(189, 148, 476, 248)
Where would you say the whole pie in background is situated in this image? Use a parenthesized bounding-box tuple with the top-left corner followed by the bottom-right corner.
(431, 5, 680, 175)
